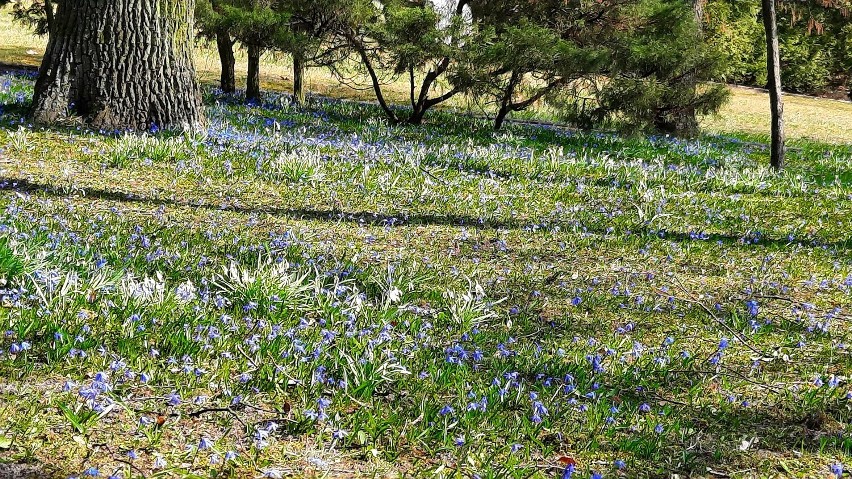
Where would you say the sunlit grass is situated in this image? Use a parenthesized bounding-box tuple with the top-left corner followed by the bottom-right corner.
(0, 71, 851, 478)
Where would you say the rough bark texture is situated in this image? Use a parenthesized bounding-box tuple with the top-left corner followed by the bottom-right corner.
(762, 0, 785, 170)
(246, 44, 261, 101)
(32, 0, 204, 131)
(216, 27, 236, 93)
(293, 53, 305, 105)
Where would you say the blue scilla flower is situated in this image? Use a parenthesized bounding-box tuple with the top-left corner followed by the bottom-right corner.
(830, 463, 843, 478)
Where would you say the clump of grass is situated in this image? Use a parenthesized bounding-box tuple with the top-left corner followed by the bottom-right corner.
(266, 148, 324, 183)
(102, 134, 190, 168)
(6, 127, 31, 153)
(0, 239, 23, 284)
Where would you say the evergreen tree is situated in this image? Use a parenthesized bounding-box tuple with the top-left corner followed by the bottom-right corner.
(274, 0, 355, 105)
(341, 0, 477, 124)
(213, 0, 289, 101)
(596, 0, 730, 133)
(706, 0, 852, 97)
(196, 0, 238, 93)
(465, 0, 727, 133)
(466, 0, 611, 130)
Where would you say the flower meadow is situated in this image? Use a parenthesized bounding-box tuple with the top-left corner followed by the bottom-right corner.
(1, 73, 852, 478)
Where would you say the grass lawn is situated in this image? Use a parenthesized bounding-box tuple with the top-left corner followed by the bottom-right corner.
(2, 9, 852, 479)
(1, 71, 852, 478)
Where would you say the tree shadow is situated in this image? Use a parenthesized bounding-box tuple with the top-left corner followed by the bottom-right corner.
(1, 177, 850, 252)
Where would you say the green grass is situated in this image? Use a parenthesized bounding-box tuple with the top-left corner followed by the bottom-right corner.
(1, 71, 852, 478)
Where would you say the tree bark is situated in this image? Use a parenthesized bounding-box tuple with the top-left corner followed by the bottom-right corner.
(293, 53, 305, 105)
(216, 27, 236, 94)
(693, 0, 705, 26)
(246, 44, 261, 102)
(762, 0, 785, 170)
(494, 107, 509, 131)
(32, 0, 203, 131)
(44, 0, 54, 36)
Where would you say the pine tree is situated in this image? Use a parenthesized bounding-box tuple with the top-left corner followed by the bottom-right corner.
(466, 0, 611, 130)
(274, 0, 355, 105)
(597, 0, 730, 133)
(341, 0, 476, 124)
(196, 0, 238, 93)
(214, 0, 289, 101)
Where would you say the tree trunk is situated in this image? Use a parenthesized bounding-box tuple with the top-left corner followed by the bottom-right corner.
(32, 0, 203, 131)
(44, 0, 54, 36)
(678, 0, 707, 135)
(407, 107, 426, 125)
(494, 71, 519, 131)
(293, 53, 306, 105)
(762, 0, 785, 170)
(216, 27, 236, 94)
(494, 106, 509, 131)
(246, 44, 261, 102)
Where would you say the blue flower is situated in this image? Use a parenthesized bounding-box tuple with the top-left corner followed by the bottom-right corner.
(745, 300, 759, 317)
(166, 392, 181, 406)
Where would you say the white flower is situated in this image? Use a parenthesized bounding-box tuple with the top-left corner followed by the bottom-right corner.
(388, 287, 402, 303)
(175, 280, 197, 303)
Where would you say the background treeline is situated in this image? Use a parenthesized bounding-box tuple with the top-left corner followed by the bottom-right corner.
(0, 0, 849, 136)
(189, 0, 732, 134)
(707, 0, 851, 96)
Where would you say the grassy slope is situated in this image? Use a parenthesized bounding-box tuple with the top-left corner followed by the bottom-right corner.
(2, 10, 851, 144)
(1, 73, 852, 478)
(1, 10, 852, 479)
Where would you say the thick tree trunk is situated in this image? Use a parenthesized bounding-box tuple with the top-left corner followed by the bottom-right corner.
(216, 27, 236, 94)
(32, 0, 203, 131)
(246, 44, 261, 102)
(762, 0, 785, 170)
(293, 53, 305, 105)
(407, 107, 426, 125)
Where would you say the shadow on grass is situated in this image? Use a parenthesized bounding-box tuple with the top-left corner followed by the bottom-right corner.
(1, 177, 850, 252)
